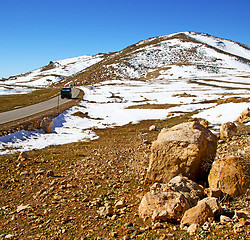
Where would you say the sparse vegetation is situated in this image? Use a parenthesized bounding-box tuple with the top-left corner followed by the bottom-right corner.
(0, 31, 250, 239)
(0, 88, 59, 113)
(0, 114, 249, 239)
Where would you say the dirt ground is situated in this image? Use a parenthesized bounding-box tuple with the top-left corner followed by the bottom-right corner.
(0, 115, 249, 239)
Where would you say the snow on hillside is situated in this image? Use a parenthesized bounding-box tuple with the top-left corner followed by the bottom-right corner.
(0, 77, 249, 155)
(1, 31, 250, 91)
(0, 85, 35, 95)
(0, 32, 249, 154)
(2, 54, 104, 87)
(186, 32, 250, 60)
(101, 32, 250, 81)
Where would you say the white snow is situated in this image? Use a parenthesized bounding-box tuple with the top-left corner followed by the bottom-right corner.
(0, 85, 36, 95)
(193, 102, 250, 126)
(2, 54, 104, 88)
(0, 31, 249, 154)
(186, 32, 250, 60)
(0, 77, 249, 155)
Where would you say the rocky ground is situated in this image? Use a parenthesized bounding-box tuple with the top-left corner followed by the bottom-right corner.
(0, 115, 249, 239)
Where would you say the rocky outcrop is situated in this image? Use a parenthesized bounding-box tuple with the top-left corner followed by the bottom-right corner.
(146, 121, 217, 183)
(208, 156, 250, 197)
(219, 122, 237, 139)
(138, 176, 204, 222)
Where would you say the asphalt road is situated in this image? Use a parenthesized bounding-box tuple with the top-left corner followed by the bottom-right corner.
(0, 88, 80, 125)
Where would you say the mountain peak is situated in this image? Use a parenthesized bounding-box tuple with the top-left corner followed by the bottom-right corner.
(3, 32, 250, 87)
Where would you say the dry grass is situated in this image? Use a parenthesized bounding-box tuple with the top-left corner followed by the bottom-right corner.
(0, 88, 59, 113)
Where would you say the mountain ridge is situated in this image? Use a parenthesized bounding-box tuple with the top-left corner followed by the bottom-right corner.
(2, 31, 250, 88)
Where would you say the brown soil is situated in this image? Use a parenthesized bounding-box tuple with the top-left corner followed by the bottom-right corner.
(0, 114, 249, 239)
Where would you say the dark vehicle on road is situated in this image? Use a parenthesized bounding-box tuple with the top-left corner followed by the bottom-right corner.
(61, 88, 72, 99)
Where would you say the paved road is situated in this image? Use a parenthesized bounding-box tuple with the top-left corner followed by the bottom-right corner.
(0, 88, 80, 125)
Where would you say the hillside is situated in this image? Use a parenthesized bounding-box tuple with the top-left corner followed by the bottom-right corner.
(1, 54, 104, 88)
(0, 31, 250, 155)
(0, 31, 249, 239)
(70, 31, 250, 85)
(0, 116, 249, 239)
(1, 31, 250, 91)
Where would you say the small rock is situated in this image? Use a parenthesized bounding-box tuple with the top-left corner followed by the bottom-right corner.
(233, 210, 248, 221)
(172, 226, 178, 231)
(4, 234, 14, 239)
(123, 236, 130, 240)
(17, 162, 24, 168)
(238, 218, 247, 227)
(20, 171, 29, 176)
(115, 199, 126, 209)
(149, 125, 157, 131)
(36, 169, 45, 175)
(46, 170, 54, 177)
(124, 222, 133, 228)
(198, 197, 222, 217)
(110, 231, 117, 237)
(140, 226, 150, 231)
(220, 215, 232, 225)
(152, 222, 164, 230)
(17, 152, 29, 161)
(187, 223, 201, 236)
(17, 204, 30, 213)
(204, 188, 223, 199)
(99, 205, 113, 217)
(202, 221, 210, 231)
(234, 225, 244, 233)
(220, 122, 237, 139)
(199, 119, 209, 128)
(180, 201, 213, 228)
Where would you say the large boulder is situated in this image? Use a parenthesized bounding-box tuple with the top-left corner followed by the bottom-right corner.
(220, 122, 237, 139)
(208, 156, 250, 197)
(139, 176, 204, 222)
(146, 121, 217, 183)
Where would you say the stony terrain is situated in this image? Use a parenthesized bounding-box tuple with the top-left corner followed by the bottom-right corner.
(0, 115, 249, 239)
(0, 31, 249, 240)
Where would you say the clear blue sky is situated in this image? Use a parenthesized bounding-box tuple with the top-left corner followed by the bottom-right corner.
(0, 0, 250, 78)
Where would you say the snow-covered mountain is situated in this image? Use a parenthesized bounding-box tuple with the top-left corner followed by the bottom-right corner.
(1, 31, 250, 89)
(1, 31, 250, 154)
(1, 54, 104, 87)
(73, 32, 250, 84)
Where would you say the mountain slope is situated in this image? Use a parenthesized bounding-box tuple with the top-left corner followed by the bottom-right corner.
(1, 31, 250, 88)
(186, 32, 250, 59)
(72, 32, 250, 85)
(2, 54, 105, 87)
